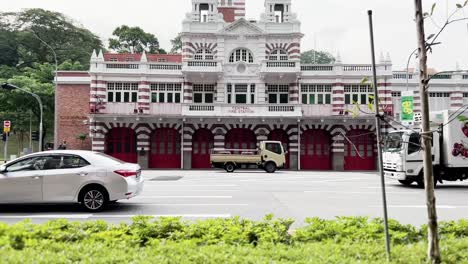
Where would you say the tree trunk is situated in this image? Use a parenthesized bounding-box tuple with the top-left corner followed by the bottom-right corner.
(414, 1, 441, 263)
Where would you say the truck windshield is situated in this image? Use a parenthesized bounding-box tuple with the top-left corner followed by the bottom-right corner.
(384, 132, 405, 152)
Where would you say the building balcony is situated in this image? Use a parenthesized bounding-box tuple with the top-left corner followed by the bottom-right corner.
(91, 62, 183, 76)
(92, 103, 183, 116)
(182, 60, 223, 82)
(260, 61, 301, 83)
(182, 104, 302, 118)
(302, 105, 333, 117)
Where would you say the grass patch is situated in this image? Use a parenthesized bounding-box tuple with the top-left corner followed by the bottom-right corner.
(0, 216, 467, 263)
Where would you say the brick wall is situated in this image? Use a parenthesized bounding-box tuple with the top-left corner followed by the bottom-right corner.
(56, 83, 91, 150)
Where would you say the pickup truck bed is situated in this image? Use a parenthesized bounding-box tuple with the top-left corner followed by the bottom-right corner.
(210, 153, 261, 165)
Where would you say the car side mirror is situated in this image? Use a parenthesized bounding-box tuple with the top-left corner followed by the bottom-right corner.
(0, 165, 6, 173)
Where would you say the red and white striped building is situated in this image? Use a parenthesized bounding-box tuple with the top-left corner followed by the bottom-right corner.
(55, 0, 468, 170)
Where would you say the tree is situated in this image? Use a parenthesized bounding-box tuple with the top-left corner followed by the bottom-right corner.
(0, 9, 103, 69)
(76, 133, 88, 149)
(170, 34, 182, 54)
(0, 29, 20, 67)
(109, 25, 165, 54)
(413, 1, 468, 263)
(300, 50, 335, 64)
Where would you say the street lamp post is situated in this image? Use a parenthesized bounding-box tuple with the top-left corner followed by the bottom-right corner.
(29, 31, 58, 149)
(1, 83, 44, 152)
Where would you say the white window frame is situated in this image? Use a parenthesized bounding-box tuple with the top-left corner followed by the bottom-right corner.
(193, 84, 216, 103)
(150, 83, 182, 103)
(194, 48, 214, 60)
(107, 83, 138, 103)
(229, 49, 254, 63)
(268, 49, 289, 61)
(301, 84, 332, 105)
(227, 84, 256, 104)
(344, 84, 374, 105)
(267, 84, 290, 104)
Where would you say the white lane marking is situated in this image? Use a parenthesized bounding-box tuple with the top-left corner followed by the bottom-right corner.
(365, 187, 397, 189)
(240, 177, 306, 182)
(368, 205, 468, 209)
(142, 188, 240, 192)
(134, 196, 233, 199)
(92, 214, 232, 218)
(304, 191, 417, 195)
(144, 184, 239, 187)
(0, 214, 92, 219)
(120, 203, 249, 206)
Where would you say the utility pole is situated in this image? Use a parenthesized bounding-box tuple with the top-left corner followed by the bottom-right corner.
(3, 133, 7, 163)
(368, 10, 391, 260)
(414, 1, 441, 263)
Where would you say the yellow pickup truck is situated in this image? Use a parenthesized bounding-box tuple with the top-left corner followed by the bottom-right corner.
(210, 141, 286, 173)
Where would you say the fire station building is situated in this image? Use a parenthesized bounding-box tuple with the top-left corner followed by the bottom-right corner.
(55, 0, 468, 170)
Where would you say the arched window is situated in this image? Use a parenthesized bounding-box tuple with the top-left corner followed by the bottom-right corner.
(229, 49, 254, 63)
(268, 49, 288, 61)
(194, 48, 214, 60)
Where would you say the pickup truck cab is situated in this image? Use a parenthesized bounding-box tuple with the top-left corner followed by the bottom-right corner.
(210, 141, 286, 173)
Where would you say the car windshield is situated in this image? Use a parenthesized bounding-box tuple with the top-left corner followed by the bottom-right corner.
(384, 132, 405, 152)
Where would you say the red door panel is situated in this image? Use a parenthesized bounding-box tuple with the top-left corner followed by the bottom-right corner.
(268, 129, 290, 169)
(300, 130, 332, 170)
(149, 128, 181, 169)
(344, 129, 376, 171)
(105, 128, 137, 163)
(225, 129, 257, 153)
(192, 129, 214, 169)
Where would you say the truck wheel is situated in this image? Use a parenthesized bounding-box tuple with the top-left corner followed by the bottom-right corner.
(265, 162, 277, 173)
(225, 163, 236, 173)
(398, 180, 413, 186)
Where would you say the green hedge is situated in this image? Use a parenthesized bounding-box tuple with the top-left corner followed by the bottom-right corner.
(1, 215, 468, 263)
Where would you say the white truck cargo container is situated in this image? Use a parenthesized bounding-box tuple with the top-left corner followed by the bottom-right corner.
(383, 110, 468, 187)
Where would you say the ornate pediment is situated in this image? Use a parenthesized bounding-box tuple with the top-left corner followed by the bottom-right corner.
(220, 18, 265, 35)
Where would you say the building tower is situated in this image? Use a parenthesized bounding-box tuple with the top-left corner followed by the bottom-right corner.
(218, 0, 246, 22)
(261, 0, 296, 23)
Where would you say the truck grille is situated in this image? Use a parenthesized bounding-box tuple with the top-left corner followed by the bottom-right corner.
(383, 162, 397, 171)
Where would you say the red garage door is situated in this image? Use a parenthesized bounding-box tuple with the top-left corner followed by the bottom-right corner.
(225, 129, 257, 153)
(268, 129, 290, 169)
(105, 128, 137, 163)
(192, 129, 214, 169)
(300, 129, 331, 170)
(149, 128, 181, 169)
(344, 129, 376, 171)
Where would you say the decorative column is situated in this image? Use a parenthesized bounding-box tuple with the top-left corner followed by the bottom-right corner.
(451, 71, 464, 111)
(330, 126, 346, 171)
(184, 82, 193, 103)
(289, 125, 299, 170)
(182, 123, 194, 170)
(332, 54, 344, 115)
(289, 82, 299, 104)
(136, 124, 151, 169)
(138, 81, 151, 114)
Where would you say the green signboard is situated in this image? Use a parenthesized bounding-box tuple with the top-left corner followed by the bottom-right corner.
(401, 91, 414, 122)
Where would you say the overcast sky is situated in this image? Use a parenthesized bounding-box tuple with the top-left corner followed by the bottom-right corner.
(3, 0, 468, 70)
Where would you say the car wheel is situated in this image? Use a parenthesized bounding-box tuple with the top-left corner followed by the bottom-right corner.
(265, 162, 277, 173)
(80, 187, 108, 212)
(398, 180, 413, 186)
(225, 163, 236, 173)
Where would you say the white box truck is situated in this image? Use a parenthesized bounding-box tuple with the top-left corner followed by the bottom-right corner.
(384, 110, 468, 187)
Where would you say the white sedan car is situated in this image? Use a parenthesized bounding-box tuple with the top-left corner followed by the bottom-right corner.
(0, 150, 144, 211)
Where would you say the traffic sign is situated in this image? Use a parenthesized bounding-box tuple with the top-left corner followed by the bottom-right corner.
(3, 120, 11, 128)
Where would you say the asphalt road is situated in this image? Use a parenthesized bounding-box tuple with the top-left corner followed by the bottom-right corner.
(1, 170, 467, 227)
